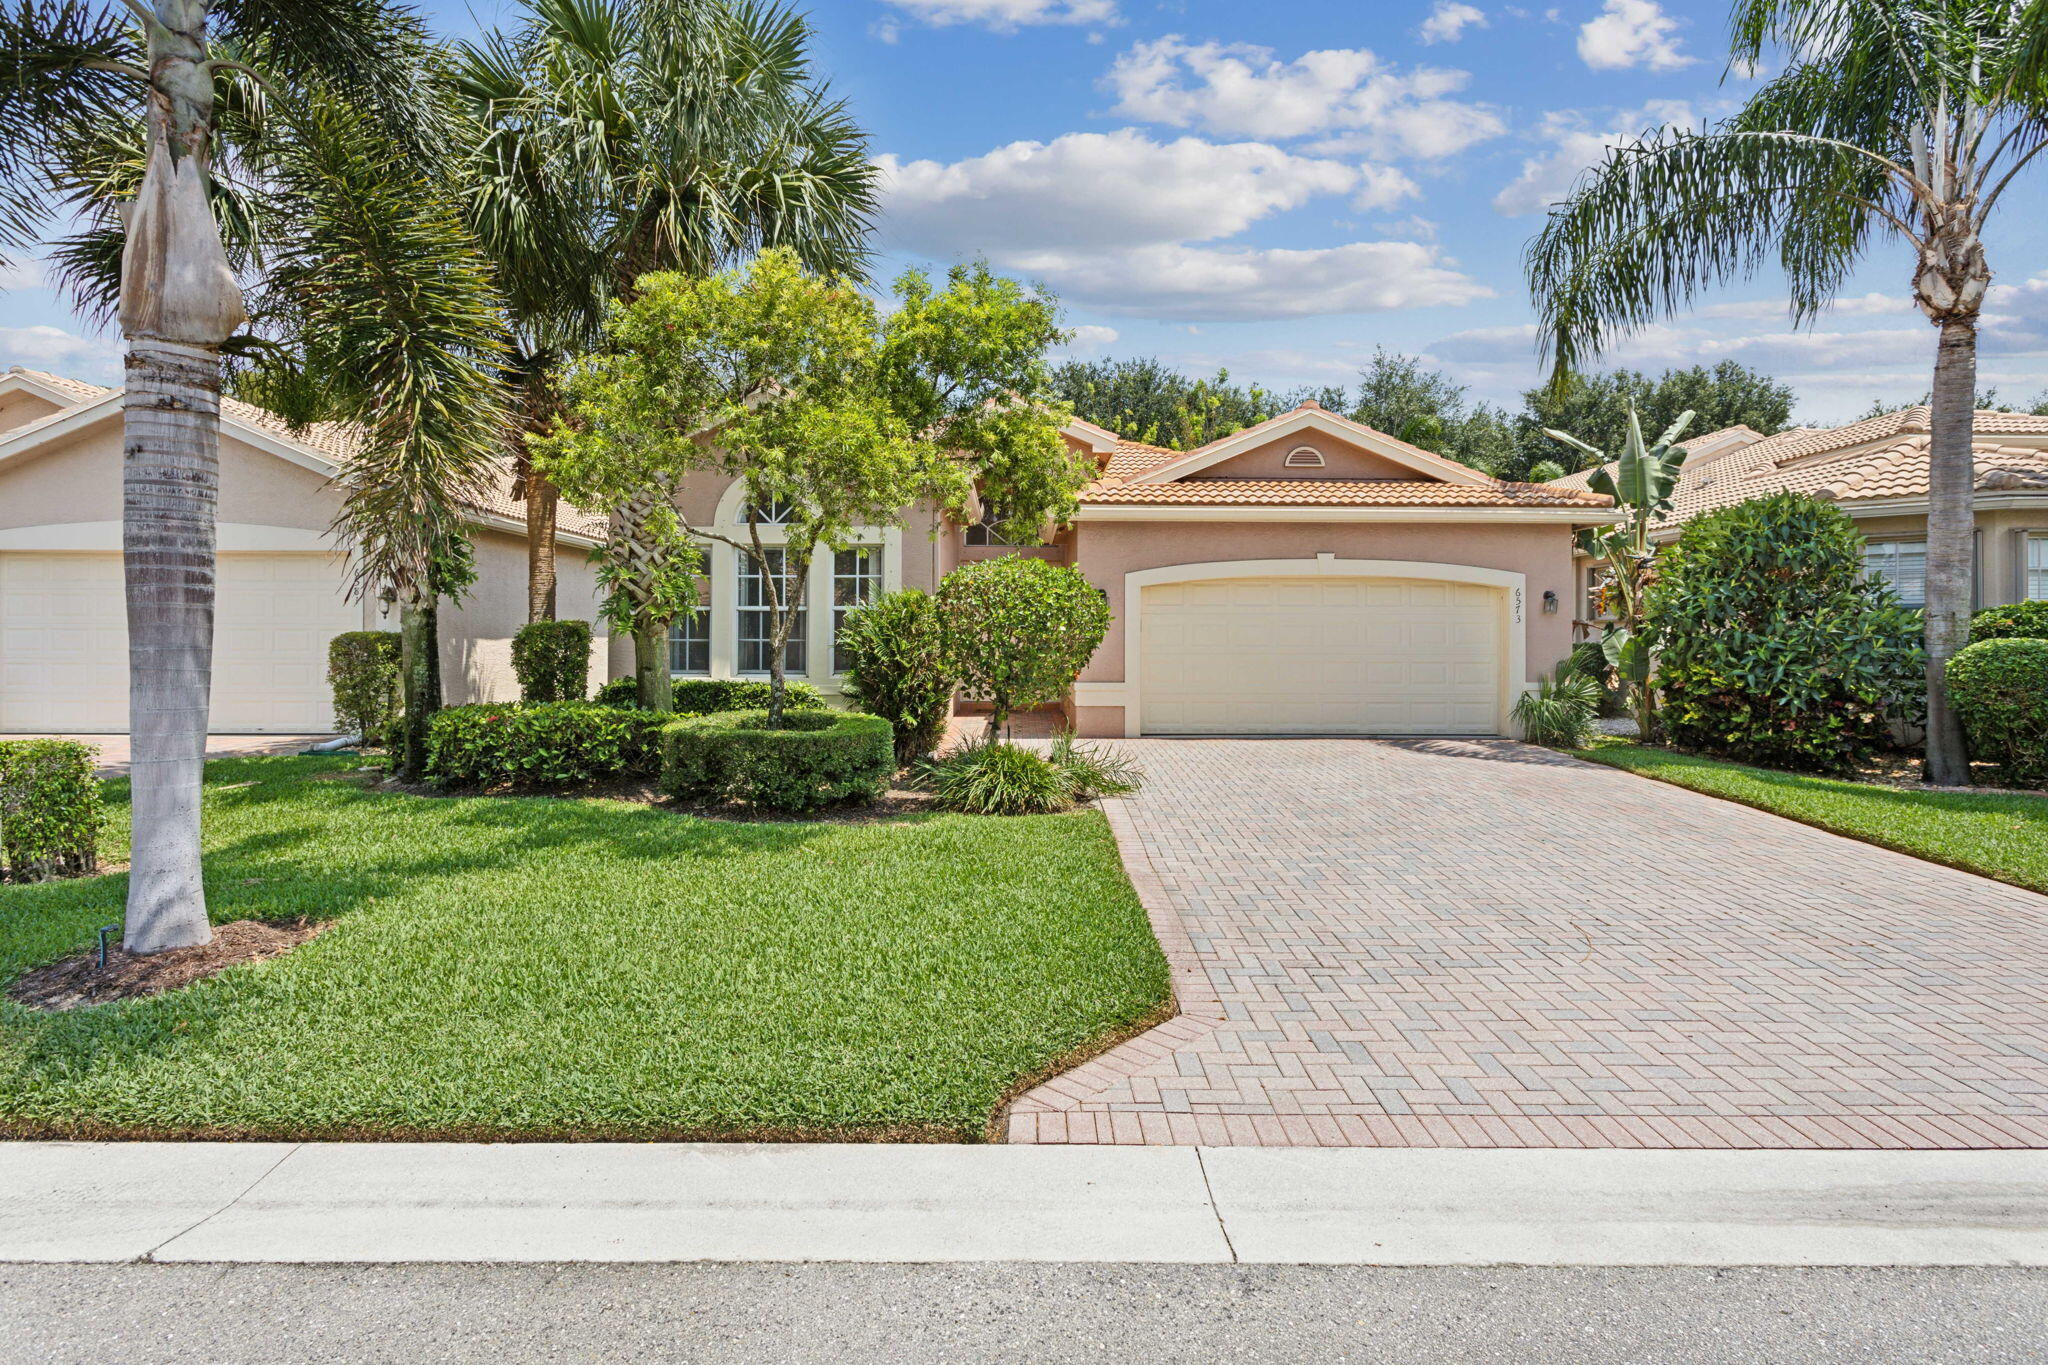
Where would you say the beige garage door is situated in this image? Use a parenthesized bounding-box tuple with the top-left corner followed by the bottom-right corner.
(0, 552, 360, 733)
(1139, 576, 1504, 735)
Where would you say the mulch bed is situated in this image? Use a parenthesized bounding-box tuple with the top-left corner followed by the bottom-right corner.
(9, 918, 331, 1012)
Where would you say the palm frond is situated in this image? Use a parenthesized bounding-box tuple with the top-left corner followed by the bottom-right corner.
(0, 0, 141, 267)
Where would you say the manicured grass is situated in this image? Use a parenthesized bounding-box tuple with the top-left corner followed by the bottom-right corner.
(0, 757, 1168, 1141)
(1571, 740, 2048, 895)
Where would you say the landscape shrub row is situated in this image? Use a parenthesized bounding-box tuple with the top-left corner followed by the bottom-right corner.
(660, 709, 895, 811)
(0, 739, 100, 881)
(424, 702, 666, 789)
(1948, 638, 2048, 787)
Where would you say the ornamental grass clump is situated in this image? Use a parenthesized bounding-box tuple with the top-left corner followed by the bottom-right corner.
(920, 732, 1142, 815)
(1645, 492, 1923, 774)
(1948, 639, 2048, 787)
(1512, 664, 1603, 748)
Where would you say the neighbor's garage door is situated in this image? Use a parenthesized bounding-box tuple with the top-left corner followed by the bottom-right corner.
(0, 552, 360, 733)
(1139, 576, 1504, 735)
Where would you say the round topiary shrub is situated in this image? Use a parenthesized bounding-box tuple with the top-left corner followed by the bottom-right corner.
(937, 556, 1110, 738)
(1970, 600, 2048, 644)
(512, 619, 592, 702)
(1947, 638, 2048, 787)
(425, 702, 662, 789)
(659, 708, 894, 811)
(1645, 492, 1925, 773)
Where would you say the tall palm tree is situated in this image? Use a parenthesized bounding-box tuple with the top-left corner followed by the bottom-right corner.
(453, 0, 877, 625)
(1, 1, 504, 951)
(1526, 0, 2048, 784)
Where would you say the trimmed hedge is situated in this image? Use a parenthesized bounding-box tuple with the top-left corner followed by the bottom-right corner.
(512, 619, 592, 702)
(1948, 638, 2048, 786)
(1971, 600, 2048, 644)
(424, 702, 666, 789)
(0, 739, 100, 881)
(838, 589, 955, 764)
(327, 631, 402, 741)
(591, 676, 826, 715)
(660, 708, 894, 812)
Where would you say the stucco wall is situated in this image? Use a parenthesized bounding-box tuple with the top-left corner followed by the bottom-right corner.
(1192, 434, 1423, 482)
(0, 389, 64, 435)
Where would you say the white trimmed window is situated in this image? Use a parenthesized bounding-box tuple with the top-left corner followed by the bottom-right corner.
(2028, 534, 2048, 601)
(668, 603, 710, 675)
(1861, 539, 1927, 608)
(831, 546, 883, 673)
(746, 497, 797, 525)
(964, 501, 1040, 546)
(738, 548, 805, 675)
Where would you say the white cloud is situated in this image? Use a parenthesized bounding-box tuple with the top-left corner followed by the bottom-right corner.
(0, 257, 45, 291)
(1060, 324, 1121, 352)
(1003, 241, 1492, 320)
(1696, 292, 1911, 320)
(876, 130, 1359, 255)
(1577, 0, 1693, 71)
(880, 0, 1117, 30)
(1102, 35, 1504, 156)
(0, 324, 119, 379)
(1491, 100, 1697, 215)
(1419, 2, 1488, 43)
(1352, 164, 1422, 211)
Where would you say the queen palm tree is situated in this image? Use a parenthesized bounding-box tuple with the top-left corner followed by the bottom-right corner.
(2, 1, 505, 951)
(1526, 0, 2048, 784)
(455, 0, 878, 624)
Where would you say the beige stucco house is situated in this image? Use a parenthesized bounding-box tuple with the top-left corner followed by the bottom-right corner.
(0, 367, 608, 733)
(4, 368, 1619, 740)
(1547, 406, 2048, 621)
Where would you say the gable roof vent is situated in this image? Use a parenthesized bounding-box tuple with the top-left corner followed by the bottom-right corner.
(1284, 445, 1325, 468)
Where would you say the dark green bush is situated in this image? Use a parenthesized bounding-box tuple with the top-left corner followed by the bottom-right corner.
(839, 589, 956, 764)
(1645, 492, 1925, 773)
(1970, 600, 2048, 643)
(938, 557, 1110, 735)
(327, 631, 402, 741)
(425, 702, 663, 789)
(660, 708, 894, 811)
(594, 676, 828, 715)
(592, 677, 640, 708)
(1948, 638, 2048, 786)
(0, 739, 100, 881)
(512, 619, 592, 702)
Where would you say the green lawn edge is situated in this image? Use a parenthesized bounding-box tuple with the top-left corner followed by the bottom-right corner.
(1, 756, 1172, 1143)
(1568, 740, 2048, 895)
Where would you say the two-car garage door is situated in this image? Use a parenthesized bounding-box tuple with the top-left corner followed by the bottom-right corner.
(0, 552, 360, 733)
(1139, 576, 1505, 735)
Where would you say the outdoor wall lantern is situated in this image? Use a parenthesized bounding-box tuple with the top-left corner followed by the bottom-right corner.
(1542, 590, 1559, 614)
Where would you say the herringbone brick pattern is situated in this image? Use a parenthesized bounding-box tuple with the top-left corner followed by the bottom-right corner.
(1008, 739, 2048, 1147)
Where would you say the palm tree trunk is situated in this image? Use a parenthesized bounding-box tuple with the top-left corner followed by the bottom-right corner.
(526, 474, 559, 622)
(121, 342, 222, 954)
(1922, 316, 1978, 786)
(397, 592, 435, 780)
(117, 1, 249, 954)
(633, 619, 673, 712)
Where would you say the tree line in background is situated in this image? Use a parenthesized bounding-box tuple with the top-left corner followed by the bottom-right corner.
(1051, 353, 1803, 481)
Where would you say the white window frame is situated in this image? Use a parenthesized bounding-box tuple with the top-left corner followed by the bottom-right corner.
(668, 599, 710, 676)
(2028, 532, 2048, 601)
(831, 546, 883, 674)
(737, 546, 806, 676)
(1861, 538, 1928, 609)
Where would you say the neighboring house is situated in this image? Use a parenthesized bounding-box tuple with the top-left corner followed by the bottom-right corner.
(638, 400, 1618, 738)
(1547, 407, 2048, 621)
(0, 367, 608, 733)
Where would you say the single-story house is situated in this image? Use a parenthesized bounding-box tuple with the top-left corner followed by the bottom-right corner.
(6, 369, 1620, 740)
(0, 366, 608, 733)
(1547, 406, 2048, 619)
(642, 399, 1618, 738)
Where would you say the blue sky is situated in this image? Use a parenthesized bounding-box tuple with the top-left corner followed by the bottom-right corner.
(6, 0, 2045, 422)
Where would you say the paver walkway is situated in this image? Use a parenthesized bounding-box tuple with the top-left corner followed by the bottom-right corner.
(0, 734, 336, 775)
(1007, 739, 2048, 1148)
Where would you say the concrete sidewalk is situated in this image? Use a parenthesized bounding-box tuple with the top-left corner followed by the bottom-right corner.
(5, 1144, 2047, 1266)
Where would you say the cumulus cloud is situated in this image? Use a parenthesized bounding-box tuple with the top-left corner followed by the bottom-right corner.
(1003, 241, 1492, 320)
(1352, 164, 1422, 211)
(1060, 324, 1122, 353)
(876, 130, 1360, 255)
(1577, 0, 1692, 71)
(1491, 100, 1697, 215)
(1419, 2, 1488, 43)
(1102, 35, 1504, 156)
(0, 325, 119, 383)
(1695, 292, 1911, 321)
(879, 0, 1117, 30)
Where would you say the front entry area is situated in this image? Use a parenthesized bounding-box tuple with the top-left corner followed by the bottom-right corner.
(1137, 575, 1505, 735)
(0, 551, 359, 733)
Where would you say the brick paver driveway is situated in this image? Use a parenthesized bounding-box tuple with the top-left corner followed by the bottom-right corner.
(1008, 739, 2048, 1148)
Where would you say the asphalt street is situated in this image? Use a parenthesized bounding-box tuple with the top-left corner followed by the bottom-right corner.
(4, 1263, 2045, 1364)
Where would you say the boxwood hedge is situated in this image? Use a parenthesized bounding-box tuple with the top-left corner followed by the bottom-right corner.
(424, 702, 666, 789)
(0, 739, 100, 881)
(1948, 638, 2048, 787)
(660, 708, 894, 812)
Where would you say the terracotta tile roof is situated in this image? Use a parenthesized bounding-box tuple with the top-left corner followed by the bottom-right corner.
(8, 368, 605, 540)
(1079, 478, 1613, 507)
(1544, 424, 1769, 494)
(1544, 407, 2048, 532)
(1099, 438, 1183, 481)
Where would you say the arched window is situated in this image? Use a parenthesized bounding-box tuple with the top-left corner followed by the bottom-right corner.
(746, 496, 797, 525)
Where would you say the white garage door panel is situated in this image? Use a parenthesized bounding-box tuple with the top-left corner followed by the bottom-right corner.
(0, 552, 359, 732)
(1140, 576, 1502, 735)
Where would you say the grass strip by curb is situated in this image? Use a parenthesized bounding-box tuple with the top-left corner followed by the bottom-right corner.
(1569, 740, 2048, 896)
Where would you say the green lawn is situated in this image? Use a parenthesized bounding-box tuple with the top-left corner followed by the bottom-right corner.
(0, 757, 1168, 1141)
(1571, 741, 2048, 894)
